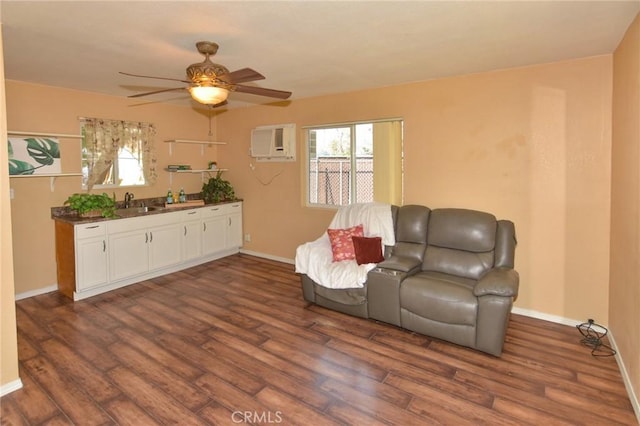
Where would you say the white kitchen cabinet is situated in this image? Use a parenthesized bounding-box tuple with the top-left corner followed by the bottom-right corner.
(200, 201, 243, 254)
(226, 202, 243, 250)
(75, 223, 109, 291)
(108, 228, 149, 281)
(54, 201, 242, 301)
(148, 221, 183, 270)
(108, 213, 182, 281)
(180, 209, 202, 262)
(201, 205, 227, 256)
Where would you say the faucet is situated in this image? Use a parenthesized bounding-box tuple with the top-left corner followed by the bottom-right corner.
(124, 192, 134, 208)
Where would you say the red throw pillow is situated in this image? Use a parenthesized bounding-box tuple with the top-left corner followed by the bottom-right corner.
(327, 224, 364, 262)
(352, 236, 384, 265)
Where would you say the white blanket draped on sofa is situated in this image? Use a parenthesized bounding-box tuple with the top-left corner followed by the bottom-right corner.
(295, 202, 395, 289)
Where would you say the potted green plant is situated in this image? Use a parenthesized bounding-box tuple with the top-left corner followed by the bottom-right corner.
(201, 170, 235, 203)
(64, 192, 116, 218)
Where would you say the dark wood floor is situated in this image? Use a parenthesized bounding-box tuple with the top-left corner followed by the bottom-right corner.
(1, 254, 637, 425)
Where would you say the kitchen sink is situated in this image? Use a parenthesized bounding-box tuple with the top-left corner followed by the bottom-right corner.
(115, 206, 163, 217)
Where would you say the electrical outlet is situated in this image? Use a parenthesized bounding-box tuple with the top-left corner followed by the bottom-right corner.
(249, 163, 255, 170)
(244, 233, 251, 242)
(10, 188, 15, 199)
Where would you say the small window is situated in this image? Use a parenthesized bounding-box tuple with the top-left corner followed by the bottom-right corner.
(306, 119, 403, 207)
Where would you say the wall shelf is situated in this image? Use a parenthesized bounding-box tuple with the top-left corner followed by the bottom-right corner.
(9, 173, 82, 191)
(165, 168, 227, 173)
(165, 169, 228, 185)
(8, 131, 82, 139)
(165, 139, 226, 145)
(165, 139, 226, 156)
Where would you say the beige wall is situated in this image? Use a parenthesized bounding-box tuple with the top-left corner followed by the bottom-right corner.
(218, 56, 613, 323)
(6, 81, 224, 295)
(611, 12, 640, 414)
(1, 25, 20, 393)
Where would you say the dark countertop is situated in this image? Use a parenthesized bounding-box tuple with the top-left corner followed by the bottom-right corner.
(51, 197, 242, 225)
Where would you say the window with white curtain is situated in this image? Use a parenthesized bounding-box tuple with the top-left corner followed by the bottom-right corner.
(306, 119, 403, 207)
(80, 118, 157, 190)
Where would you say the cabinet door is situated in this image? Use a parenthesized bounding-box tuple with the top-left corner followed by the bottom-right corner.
(183, 220, 202, 261)
(148, 222, 182, 270)
(226, 212, 243, 249)
(109, 229, 149, 281)
(76, 236, 108, 291)
(202, 216, 227, 256)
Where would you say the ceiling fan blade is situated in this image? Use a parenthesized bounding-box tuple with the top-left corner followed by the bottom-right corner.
(128, 87, 186, 98)
(226, 68, 265, 84)
(120, 71, 191, 84)
(234, 84, 292, 99)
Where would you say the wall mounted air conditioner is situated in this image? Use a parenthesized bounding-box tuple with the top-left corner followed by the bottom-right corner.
(250, 124, 296, 162)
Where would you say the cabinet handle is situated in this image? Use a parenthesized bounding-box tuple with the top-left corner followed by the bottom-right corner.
(145, 232, 148, 243)
(150, 232, 153, 243)
(203, 223, 207, 232)
(211, 208, 219, 211)
(184, 226, 187, 236)
(103, 240, 106, 252)
(228, 217, 231, 226)
(86, 225, 100, 229)
(188, 211, 197, 215)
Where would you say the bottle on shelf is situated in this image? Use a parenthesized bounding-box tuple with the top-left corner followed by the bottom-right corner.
(167, 189, 174, 204)
(179, 187, 186, 203)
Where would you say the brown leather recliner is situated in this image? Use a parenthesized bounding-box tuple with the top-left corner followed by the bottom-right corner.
(301, 205, 519, 356)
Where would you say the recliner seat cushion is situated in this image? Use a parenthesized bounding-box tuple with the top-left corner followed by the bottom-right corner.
(400, 272, 478, 326)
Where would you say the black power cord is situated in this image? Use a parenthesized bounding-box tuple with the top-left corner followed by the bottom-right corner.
(576, 319, 616, 357)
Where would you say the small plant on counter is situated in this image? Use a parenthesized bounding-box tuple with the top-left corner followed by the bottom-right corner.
(202, 170, 235, 203)
(64, 192, 116, 218)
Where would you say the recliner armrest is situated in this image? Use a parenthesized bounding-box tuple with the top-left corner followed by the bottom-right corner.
(474, 268, 519, 298)
(377, 256, 422, 275)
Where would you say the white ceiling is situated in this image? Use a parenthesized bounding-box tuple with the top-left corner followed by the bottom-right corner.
(1, 1, 639, 110)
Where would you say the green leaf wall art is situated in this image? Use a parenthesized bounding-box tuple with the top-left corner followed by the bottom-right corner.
(8, 137, 61, 175)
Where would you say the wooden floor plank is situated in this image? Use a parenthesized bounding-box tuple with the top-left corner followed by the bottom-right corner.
(1, 254, 636, 426)
(107, 366, 206, 425)
(21, 356, 114, 425)
(107, 340, 211, 411)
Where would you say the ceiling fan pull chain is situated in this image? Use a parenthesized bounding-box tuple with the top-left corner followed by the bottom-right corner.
(208, 108, 213, 138)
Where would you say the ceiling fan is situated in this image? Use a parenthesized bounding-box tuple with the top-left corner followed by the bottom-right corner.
(120, 41, 292, 106)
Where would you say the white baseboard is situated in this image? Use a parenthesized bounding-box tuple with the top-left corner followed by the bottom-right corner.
(0, 378, 23, 397)
(239, 249, 294, 265)
(511, 306, 586, 327)
(15, 284, 58, 301)
(607, 332, 640, 422)
(512, 306, 639, 423)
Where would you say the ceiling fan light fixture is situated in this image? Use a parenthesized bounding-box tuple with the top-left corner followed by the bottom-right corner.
(188, 85, 229, 105)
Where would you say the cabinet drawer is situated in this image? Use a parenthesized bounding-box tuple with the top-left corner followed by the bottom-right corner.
(200, 205, 226, 218)
(201, 202, 242, 218)
(179, 209, 201, 221)
(75, 223, 107, 239)
(226, 202, 242, 214)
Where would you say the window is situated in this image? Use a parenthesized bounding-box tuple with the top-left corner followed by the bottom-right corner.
(81, 118, 157, 190)
(306, 119, 403, 207)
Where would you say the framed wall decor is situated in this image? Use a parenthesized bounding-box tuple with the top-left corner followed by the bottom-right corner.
(8, 137, 61, 175)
